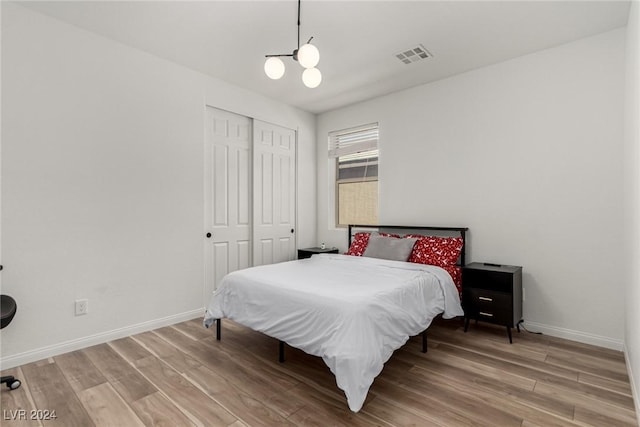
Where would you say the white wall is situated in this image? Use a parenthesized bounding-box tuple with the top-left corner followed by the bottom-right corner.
(0, 3, 316, 368)
(623, 1, 640, 422)
(317, 29, 626, 349)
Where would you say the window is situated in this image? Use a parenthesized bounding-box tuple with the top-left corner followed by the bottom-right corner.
(329, 123, 379, 227)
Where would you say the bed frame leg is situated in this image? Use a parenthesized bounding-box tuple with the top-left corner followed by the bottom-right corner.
(422, 330, 428, 353)
(216, 319, 221, 341)
(279, 341, 285, 363)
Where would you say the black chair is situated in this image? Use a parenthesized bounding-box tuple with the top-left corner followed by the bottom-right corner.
(1, 294, 21, 390)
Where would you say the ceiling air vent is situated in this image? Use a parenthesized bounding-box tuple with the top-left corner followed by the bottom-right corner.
(395, 44, 432, 65)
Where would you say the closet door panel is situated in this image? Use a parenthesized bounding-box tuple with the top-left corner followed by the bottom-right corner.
(204, 107, 252, 300)
(253, 121, 296, 266)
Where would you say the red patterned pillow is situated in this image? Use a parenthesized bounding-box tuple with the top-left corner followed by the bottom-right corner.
(345, 232, 401, 256)
(406, 235, 463, 267)
(443, 265, 462, 297)
(345, 232, 371, 256)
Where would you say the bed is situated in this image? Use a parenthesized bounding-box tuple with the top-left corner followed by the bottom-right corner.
(203, 225, 467, 412)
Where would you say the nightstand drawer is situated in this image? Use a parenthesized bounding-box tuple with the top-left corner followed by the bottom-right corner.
(476, 309, 510, 325)
(467, 288, 511, 308)
(464, 289, 511, 324)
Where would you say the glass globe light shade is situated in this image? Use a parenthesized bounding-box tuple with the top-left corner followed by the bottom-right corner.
(297, 43, 320, 69)
(264, 57, 285, 79)
(302, 67, 322, 88)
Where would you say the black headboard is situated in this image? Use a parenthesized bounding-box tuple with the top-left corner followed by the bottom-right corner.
(348, 224, 469, 266)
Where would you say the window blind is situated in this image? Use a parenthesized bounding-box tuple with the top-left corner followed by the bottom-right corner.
(328, 123, 378, 158)
(337, 151, 378, 181)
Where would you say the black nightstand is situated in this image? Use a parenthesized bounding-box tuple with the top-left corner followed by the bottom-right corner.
(297, 247, 339, 259)
(462, 262, 523, 343)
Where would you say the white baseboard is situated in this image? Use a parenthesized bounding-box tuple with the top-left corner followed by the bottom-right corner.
(624, 343, 640, 426)
(0, 308, 204, 370)
(523, 320, 624, 351)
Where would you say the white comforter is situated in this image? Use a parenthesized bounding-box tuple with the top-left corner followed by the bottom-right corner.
(203, 254, 463, 412)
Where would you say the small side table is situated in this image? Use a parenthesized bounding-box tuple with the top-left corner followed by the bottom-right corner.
(462, 262, 523, 343)
(297, 247, 339, 259)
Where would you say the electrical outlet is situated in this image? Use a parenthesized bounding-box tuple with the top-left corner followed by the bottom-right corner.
(75, 299, 88, 316)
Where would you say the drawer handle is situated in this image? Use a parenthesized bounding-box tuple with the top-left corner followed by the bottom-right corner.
(479, 311, 494, 317)
(478, 296, 493, 302)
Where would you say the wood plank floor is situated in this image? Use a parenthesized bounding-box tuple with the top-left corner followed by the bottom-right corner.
(1, 318, 637, 426)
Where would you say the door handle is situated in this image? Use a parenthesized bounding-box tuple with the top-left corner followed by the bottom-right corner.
(290, 228, 295, 234)
(206, 233, 212, 238)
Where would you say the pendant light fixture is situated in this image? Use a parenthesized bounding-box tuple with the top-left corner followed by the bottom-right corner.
(264, 0, 322, 88)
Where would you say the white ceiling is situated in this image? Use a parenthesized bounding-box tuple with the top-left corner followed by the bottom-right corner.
(19, 0, 630, 114)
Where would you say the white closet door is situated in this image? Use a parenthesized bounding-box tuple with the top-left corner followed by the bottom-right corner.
(204, 107, 252, 299)
(252, 120, 297, 266)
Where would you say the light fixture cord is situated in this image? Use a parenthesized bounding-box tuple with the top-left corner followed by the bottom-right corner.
(297, 0, 301, 49)
(264, 0, 313, 60)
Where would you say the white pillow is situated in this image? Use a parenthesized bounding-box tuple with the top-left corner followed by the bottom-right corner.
(363, 235, 417, 261)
